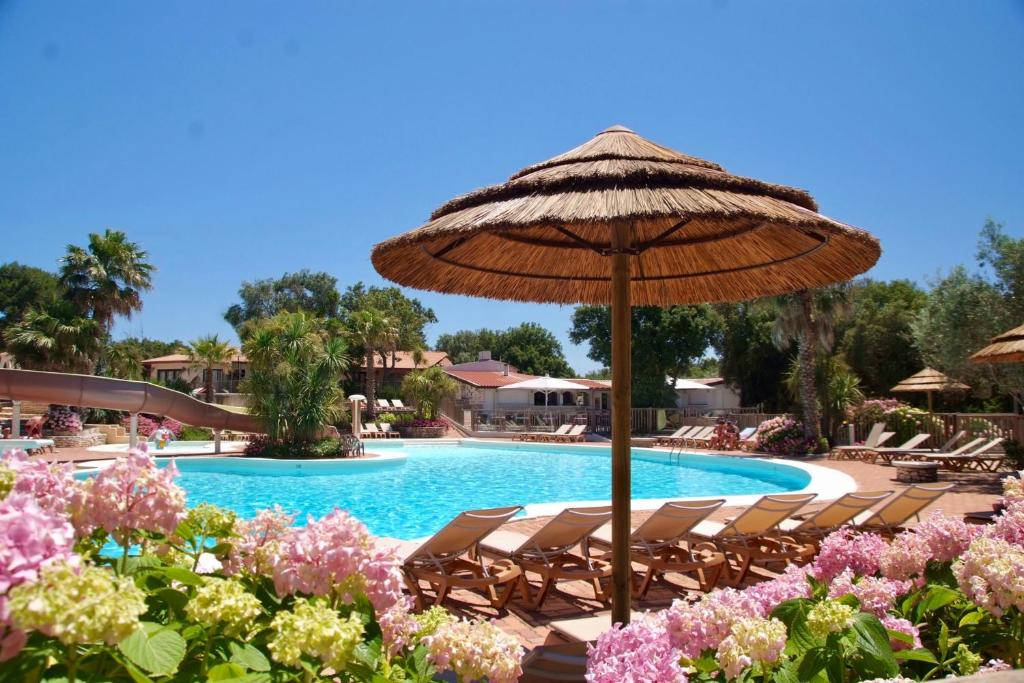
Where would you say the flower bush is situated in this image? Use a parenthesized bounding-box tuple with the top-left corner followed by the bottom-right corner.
(754, 416, 815, 456)
(588, 485, 1024, 681)
(0, 446, 523, 681)
(44, 406, 82, 434)
(121, 414, 182, 439)
(846, 398, 946, 445)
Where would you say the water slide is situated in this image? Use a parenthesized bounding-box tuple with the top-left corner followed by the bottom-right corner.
(0, 368, 262, 433)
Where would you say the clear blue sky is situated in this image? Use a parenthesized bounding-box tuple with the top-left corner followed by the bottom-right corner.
(1, 1, 1021, 373)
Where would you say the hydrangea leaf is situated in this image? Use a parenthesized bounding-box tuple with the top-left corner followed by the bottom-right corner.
(118, 622, 186, 676)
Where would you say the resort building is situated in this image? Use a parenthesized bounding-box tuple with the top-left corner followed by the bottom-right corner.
(673, 377, 742, 413)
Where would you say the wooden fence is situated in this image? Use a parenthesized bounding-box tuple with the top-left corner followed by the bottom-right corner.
(844, 412, 1024, 447)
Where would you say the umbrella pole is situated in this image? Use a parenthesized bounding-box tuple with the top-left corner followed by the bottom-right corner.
(610, 225, 632, 625)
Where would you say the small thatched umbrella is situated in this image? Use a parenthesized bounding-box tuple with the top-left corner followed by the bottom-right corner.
(891, 367, 970, 412)
(970, 323, 1024, 365)
(372, 126, 880, 623)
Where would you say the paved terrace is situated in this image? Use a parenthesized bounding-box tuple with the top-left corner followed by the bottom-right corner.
(29, 441, 1009, 650)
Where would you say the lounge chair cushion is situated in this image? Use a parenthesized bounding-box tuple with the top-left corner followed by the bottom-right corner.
(691, 520, 728, 537)
(479, 530, 532, 556)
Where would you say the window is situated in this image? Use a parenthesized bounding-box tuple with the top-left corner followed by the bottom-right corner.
(533, 391, 546, 406)
(562, 391, 573, 406)
(156, 369, 181, 382)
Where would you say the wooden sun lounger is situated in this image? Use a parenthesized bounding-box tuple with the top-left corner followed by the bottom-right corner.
(588, 499, 727, 597)
(653, 425, 689, 446)
(682, 426, 714, 447)
(830, 423, 892, 460)
(378, 423, 401, 438)
(853, 483, 954, 535)
(361, 423, 386, 438)
(660, 425, 703, 447)
(863, 433, 932, 464)
(691, 493, 817, 586)
(549, 424, 587, 443)
(921, 438, 1007, 472)
(534, 425, 573, 442)
(513, 424, 568, 442)
(778, 490, 893, 545)
(479, 506, 613, 608)
(390, 506, 524, 609)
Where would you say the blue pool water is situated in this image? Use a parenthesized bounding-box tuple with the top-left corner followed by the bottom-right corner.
(129, 442, 811, 540)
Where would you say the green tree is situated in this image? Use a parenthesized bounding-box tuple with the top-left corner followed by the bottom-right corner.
(977, 218, 1024, 321)
(435, 329, 501, 364)
(400, 366, 458, 419)
(784, 353, 863, 441)
(347, 308, 399, 415)
(0, 262, 60, 348)
(340, 283, 437, 355)
(715, 302, 791, 411)
(242, 312, 350, 444)
(188, 335, 236, 404)
(59, 229, 155, 336)
(225, 270, 343, 333)
(762, 286, 850, 440)
(569, 305, 720, 407)
(837, 279, 926, 397)
(3, 300, 101, 372)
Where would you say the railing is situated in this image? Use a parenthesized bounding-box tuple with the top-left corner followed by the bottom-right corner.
(444, 406, 782, 436)
(844, 412, 1023, 447)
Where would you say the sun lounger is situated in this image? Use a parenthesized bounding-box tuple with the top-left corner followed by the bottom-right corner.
(853, 483, 954, 535)
(921, 438, 1007, 472)
(0, 438, 56, 455)
(392, 506, 524, 609)
(376, 399, 391, 409)
(378, 423, 401, 438)
(660, 425, 703, 447)
(390, 399, 407, 410)
(479, 505, 613, 608)
(738, 427, 760, 451)
(682, 426, 714, 447)
(830, 423, 891, 460)
(361, 423, 385, 438)
(778, 490, 893, 543)
(653, 425, 690, 446)
(520, 424, 570, 442)
(588, 499, 727, 596)
(690, 493, 817, 585)
(863, 433, 932, 464)
(520, 641, 589, 681)
(549, 424, 587, 443)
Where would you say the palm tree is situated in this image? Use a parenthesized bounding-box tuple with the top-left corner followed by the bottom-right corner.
(188, 335, 235, 403)
(400, 366, 458, 419)
(104, 343, 144, 380)
(3, 300, 100, 373)
(348, 309, 399, 416)
(59, 229, 155, 335)
(763, 286, 850, 441)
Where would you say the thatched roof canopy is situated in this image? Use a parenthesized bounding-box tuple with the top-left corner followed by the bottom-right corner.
(891, 367, 970, 394)
(970, 323, 1024, 364)
(372, 125, 881, 305)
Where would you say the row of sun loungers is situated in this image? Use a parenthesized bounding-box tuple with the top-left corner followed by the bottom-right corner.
(0, 438, 56, 455)
(831, 423, 1011, 471)
(374, 399, 409, 410)
(387, 482, 952, 611)
(360, 423, 400, 438)
(653, 424, 758, 450)
(512, 424, 588, 443)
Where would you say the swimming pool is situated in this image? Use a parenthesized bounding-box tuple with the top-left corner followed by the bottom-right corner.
(110, 441, 825, 540)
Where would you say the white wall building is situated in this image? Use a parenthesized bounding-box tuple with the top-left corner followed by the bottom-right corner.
(673, 377, 741, 412)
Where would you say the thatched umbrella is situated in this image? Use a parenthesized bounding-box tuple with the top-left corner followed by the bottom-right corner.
(372, 125, 880, 623)
(891, 367, 970, 412)
(970, 323, 1024, 365)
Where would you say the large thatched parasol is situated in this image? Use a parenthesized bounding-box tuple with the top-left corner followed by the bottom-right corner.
(891, 367, 970, 412)
(970, 323, 1024, 365)
(372, 126, 880, 624)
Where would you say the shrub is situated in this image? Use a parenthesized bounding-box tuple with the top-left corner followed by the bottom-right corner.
(376, 411, 399, 424)
(400, 366, 457, 419)
(0, 447, 524, 681)
(44, 406, 82, 434)
(244, 436, 348, 459)
(121, 415, 182, 438)
(847, 398, 945, 443)
(179, 425, 213, 441)
(755, 416, 814, 456)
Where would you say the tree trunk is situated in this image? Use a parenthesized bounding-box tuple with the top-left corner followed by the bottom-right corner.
(204, 365, 213, 404)
(798, 291, 821, 442)
(365, 348, 376, 418)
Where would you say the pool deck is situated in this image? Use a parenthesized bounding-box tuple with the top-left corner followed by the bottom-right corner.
(24, 440, 1010, 651)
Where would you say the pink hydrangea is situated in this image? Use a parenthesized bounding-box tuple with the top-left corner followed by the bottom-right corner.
(586, 612, 686, 683)
(910, 510, 980, 562)
(0, 493, 77, 661)
(76, 448, 186, 544)
(828, 569, 910, 617)
(378, 597, 420, 657)
(879, 532, 932, 584)
(986, 501, 1024, 547)
(270, 508, 403, 612)
(744, 564, 812, 615)
(953, 536, 1024, 617)
(880, 616, 921, 651)
(812, 528, 887, 581)
(423, 617, 523, 683)
(0, 450, 81, 519)
(224, 505, 296, 576)
(664, 589, 761, 658)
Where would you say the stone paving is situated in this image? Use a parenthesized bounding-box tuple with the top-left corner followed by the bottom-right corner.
(26, 441, 1013, 650)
